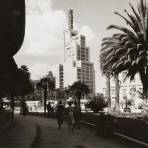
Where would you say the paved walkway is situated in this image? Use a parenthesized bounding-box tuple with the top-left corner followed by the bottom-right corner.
(31, 116, 142, 148)
(0, 115, 145, 148)
(0, 115, 12, 135)
(0, 115, 37, 148)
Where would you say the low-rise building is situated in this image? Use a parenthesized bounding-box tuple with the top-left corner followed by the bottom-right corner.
(103, 71, 143, 111)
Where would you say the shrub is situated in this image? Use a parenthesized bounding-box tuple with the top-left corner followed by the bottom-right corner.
(86, 96, 107, 113)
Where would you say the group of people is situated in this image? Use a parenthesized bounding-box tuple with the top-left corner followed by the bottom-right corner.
(56, 100, 81, 131)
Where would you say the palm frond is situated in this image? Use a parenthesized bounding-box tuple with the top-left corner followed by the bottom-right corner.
(114, 11, 134, 28)
(107, 25, 137, 40)
(124, 9, 141, 32)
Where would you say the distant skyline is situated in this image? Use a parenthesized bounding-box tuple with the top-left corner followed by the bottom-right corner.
(14, 0, 136, 93)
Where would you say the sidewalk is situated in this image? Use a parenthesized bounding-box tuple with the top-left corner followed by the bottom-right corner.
(0, 111, 12, 135)
(0, 115, 37, 148)
(31, 116, 141, 148)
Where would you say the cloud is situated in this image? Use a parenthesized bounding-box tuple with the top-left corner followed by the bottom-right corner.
(80, 25, 95, 46)
(19, 0, 66, 56)
(29, 64, 50, 79)
(25, 0, 52, 14)
(14, 0, 105, 92)
(15, 0, 66, 80)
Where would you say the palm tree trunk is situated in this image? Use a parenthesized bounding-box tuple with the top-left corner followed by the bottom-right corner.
(106, 75, 111, 113)
(115, 75, 120, 114)
(139, 70, 148, 101)
(143, 86, 148, 103)
(77, 95, 81, 113)
(44, 86, 47, 113)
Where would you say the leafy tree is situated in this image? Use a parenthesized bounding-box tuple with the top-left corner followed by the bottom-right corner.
(63, 86, 72, 100)
(1, 65, 33, 111)
(55, 89, 64, 100)
(0, 1, 25, 119)
(70, 81, 89, 108)
(15, 65, 33, 96)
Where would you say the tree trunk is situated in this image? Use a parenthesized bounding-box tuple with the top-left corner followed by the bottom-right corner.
(115, 75, 120, 114)
(143, 86, 148, 103)
(77, 95, 81, 113)
(10, 93, 14, 122)
(78, 97, 81, 108)
(139, 70, 148, 101)
(44, 86, 47, 113)
(106, 75, 111, 113)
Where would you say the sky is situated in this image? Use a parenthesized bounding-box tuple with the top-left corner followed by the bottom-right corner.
(14, 0, 137, 93)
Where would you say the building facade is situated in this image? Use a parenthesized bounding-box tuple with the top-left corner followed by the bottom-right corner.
(52, 9, 95, 96)
(103, 72, 143, 111)
(31, 71, 56, 102)
(52, 64, 63, 89)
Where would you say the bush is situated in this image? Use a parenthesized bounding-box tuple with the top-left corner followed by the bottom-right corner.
(86, 97, 107, 113)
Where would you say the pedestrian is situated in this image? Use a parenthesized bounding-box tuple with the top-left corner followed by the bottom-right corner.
(66, 102, 75, 131)
(21, 100, 28, 116)
(73, 101, 81, 129)
(47, 102, 52, 117)
(56, 100, 65, 130)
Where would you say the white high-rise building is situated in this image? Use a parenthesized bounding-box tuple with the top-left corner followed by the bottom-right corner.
(52, 64, 63, 89)
(52, 9, 95, 96)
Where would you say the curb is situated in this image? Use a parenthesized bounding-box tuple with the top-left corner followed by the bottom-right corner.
(81, 119, 148, 147)
(114, 132, 148, 147)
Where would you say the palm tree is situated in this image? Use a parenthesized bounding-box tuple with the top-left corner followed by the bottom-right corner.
(20, 65, 30, 79)
(101, 0, 148, 101)
(37, 78, 48, 113)
(108, 0, 148, 99)
(37, 76, 55, 113)
(100, 36, 121, 112)
(70, 81, 89, 108)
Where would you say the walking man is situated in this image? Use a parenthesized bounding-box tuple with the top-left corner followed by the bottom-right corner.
(73, 101, 81, 129)
(56, 100, 65, 130)
(47, 102, 52, 117)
